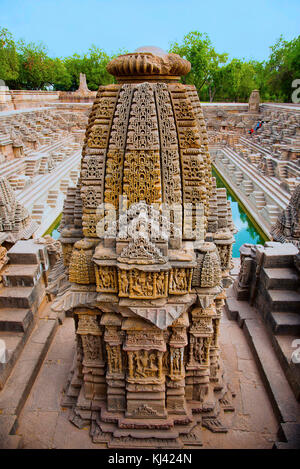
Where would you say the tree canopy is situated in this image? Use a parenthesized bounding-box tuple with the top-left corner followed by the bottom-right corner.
(0, 26, 299, 102)
(170, 31, 300, 102)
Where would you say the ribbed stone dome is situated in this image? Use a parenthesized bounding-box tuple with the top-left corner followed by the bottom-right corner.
(106, 46, 191, 82)
(79, 68, 212, 239)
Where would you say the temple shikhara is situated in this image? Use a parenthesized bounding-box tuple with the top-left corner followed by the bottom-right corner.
(48, 46, 235, 447)
(0, 45, 299, 450)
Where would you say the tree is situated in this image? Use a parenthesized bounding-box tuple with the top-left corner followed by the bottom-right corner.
(214, 59, 257, 102)
(16, 39, 56, 89)
(45, 58, 72, 91)
(64, 46, 117, 91)
(169, 31, 228, 101)
(265, 35, 300, 102)
(0, 27, 19, 84)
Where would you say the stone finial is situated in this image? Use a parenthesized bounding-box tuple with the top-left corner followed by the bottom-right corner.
(106, 46, 191, 83)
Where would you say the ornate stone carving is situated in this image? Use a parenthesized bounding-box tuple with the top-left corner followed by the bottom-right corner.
(128, 349, 162, 380)
(271, 183, 300, 247)
(106, 344, 123, 374)
(107, 48, 191, 82)
(170, 347, 184, 379)
(0, 177, 38, 242)
(69, 247, 95, 284)
(190, 336, 211, 366)
(81, 334, 103, 362)
(118, 269, 168, 299)
(123, 150, 162, 205)
(169, 268, 192, 294)
(95, 266, 118, 293)
(118, 237, 167, 265)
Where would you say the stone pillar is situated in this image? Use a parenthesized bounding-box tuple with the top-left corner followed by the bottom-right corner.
(166, 312, 189, 415)
(210, 293, 225, 387)
(234, 243, 256, 300)
(101, 313, 126, 412)
(75, 311, 106, 401)
(248, 89, 260, 114)
(186, 305, 214, 404)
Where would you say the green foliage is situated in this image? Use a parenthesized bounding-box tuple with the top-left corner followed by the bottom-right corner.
(170, 31, 300, 103)
(15, 39, 57, 89)
(0, 27, 19, 83)
(63, 45, 115, 91)
(213, 59, 257, 102)
(169, 31, 228, 101)
(1, 25, 299, 102)
(265, 35, 300, 102)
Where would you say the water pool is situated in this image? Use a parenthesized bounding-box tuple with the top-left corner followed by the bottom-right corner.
(212, 169, 267, 257)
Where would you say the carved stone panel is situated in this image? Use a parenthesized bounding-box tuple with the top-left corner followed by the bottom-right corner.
(118, 269, 168, 299)
(95, 266, 118, 293)
(169, 268, 192, 294)
(127, 349, 162, 382)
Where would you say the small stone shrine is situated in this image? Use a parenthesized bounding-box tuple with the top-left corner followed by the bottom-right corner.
(271, 183, 300, 247)
(52, 46, 236, 448)
(0, 176, 38, 243)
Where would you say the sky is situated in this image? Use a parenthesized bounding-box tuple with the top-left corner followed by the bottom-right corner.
(0, 0, 299, 61)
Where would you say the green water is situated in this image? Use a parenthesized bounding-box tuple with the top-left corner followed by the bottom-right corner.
(212, 168, 266, 257)
(44, 213, 62, 240)
(51, 227, 60, 240)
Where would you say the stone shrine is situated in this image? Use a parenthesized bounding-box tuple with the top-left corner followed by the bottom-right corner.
(271, 183, 300, 247)
(0, 176, 38, 243)
(51, 46, 236, 448)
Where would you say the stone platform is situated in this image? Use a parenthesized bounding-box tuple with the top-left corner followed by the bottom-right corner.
(9, 311, 280, 449)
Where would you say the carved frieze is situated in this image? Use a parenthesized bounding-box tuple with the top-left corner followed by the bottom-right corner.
(118, 268, 168, 299)
(169, 268, 192, 294)
(95, 265, 118, 293)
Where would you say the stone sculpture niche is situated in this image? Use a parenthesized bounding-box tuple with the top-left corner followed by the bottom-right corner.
(51, 46, 236, 448)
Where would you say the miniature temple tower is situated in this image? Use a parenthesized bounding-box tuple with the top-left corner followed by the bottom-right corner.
(52, 46, 235, 448)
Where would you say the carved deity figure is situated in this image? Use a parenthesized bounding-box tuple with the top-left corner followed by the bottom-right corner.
(133, 350, 158, 378)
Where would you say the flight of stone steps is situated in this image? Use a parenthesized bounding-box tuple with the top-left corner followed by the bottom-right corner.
(0, 240, 47, 389)
(0, 106, 84, 237)
(213, 146, 290, 235)
(0, 239, 59, 449)
(210, 111, 300, 193)
(254, 248, 300, 401)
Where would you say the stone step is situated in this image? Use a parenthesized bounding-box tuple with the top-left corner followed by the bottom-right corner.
(275, 423, 300, 449)
(266, 204, 279, 215)
(0, 415, 22, 449)
(262, 267, 299, 290)
(266, 289, 300, 312)
(268, 312, 300, 335)
(2, 264, 41, 287)
(0, 287, 36, 309)
(242, 317, 300, 425)
(271, 334, 300, 402)
(262, 243, 299, 268)
(0, 308, 33, 332)
(0, 332, 24, 389)
(0, 318, 58, 447)
(0, 318, 35, 389)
